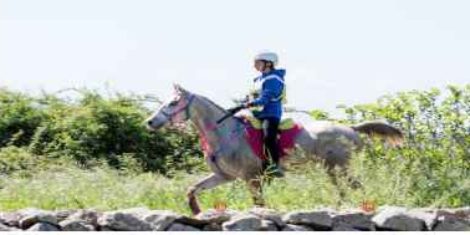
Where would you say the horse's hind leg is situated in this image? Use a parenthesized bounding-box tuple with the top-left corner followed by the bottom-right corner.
(186, 173, 234, 215)
(246, 177, 266, 207)
(321, 145, 362, 206)
(323, 143, 362, 190)
(326, 165, 362, 190)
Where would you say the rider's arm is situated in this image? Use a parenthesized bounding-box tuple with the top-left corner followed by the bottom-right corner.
(247, 78, 283, 107)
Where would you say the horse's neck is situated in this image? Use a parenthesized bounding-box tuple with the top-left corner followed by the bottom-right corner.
(189, 96, 240, 152)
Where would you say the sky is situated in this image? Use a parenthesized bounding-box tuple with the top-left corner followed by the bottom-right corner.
(1, 0, 469, 119)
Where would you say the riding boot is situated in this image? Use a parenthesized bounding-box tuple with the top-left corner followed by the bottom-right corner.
(265, 140, 285, 178)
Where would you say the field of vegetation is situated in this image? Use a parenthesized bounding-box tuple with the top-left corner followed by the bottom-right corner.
(0, 84, 468, 214)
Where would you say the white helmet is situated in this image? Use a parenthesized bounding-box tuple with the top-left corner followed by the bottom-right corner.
(254, 51, 278, 66)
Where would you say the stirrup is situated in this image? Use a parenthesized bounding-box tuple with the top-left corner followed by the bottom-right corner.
(264, 164, 285, 178)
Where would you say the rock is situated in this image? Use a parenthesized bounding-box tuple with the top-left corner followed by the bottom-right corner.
(167, 222, 200, 231)
(27, 222, 60, 231)
(18, 208, 59, 229)
(222, 214, 262, 231)
(372, 206, 426, 231)
(332, 222, 361, 231)
(97, 207, 152, 231)
(333, 210, 375, 231)
(259, 219, 278, 231)
(282, 210, 333, 230)
(248, 207, 286, 228)
(99, 226, 115, 231)
(195, 209, 239, 224)
(0, 207, 466, 231)
(203, 222, 222, 231)
(97, 207, 178, 231)
(434, 217, 470, 231)
(0, 208, 53, 228)
(98, 208, 152, 231)
(67, 209, 102, 227)
(51, 209, 78, 222)
(406, 208, 438, 230)
(0, 211, 22, 227)
(143, 210, 179, 231)
(281, 224, 313, 231)
(0, 223, 20, 231)
(59, 219, 95, 231)
(435, 207, 470, 220)
(175, 215, 209, 227)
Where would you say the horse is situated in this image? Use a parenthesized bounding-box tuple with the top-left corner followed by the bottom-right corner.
(145, 84, 404, 215)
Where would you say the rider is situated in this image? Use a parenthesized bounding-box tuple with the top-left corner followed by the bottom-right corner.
(242, 51, 287, 177)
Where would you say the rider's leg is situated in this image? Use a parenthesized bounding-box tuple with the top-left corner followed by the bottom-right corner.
(262, 117, 283, 176)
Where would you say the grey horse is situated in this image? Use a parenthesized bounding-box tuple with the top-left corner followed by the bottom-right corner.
(146, 84, 403, 215)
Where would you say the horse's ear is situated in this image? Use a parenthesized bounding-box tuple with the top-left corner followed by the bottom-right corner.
(173, 83, 181, 92)
(174, 84, 188, 96)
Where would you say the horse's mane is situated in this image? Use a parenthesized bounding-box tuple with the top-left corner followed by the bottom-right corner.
(192, 92, 243, 124)
(196, 94, 227, 113)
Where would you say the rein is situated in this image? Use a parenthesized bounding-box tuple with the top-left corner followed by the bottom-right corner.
(161, 94, 196, 125)
(160, 93, 244, 159)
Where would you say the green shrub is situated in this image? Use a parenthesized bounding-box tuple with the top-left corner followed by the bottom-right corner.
(334, 84, 470, 207)
(0, 146, 78, 177)
(0, 89, 44, 147)
(0, 88, 205, 175)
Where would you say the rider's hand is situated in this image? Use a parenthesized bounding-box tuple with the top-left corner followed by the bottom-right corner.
(242, 102, 252, 108)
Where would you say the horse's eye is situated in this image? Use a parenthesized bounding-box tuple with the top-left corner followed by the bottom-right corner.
(168, 100, 178, 106)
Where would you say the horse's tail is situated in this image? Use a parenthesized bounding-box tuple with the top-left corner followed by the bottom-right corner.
(351, 121, 404, 147)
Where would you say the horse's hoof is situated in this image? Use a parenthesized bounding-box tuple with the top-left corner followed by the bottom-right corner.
(254, 199, 266, 208)
(349, 179, 363, 190)
(190, 208, 201, 216)
(190, 211, 201, 218)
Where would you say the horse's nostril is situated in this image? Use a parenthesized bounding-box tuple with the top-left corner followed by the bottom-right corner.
(147, 120, 153, 126)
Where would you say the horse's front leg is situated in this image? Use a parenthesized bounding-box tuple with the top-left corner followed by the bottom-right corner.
(186, 173, 234, 216)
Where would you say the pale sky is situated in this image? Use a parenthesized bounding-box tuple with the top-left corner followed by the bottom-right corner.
(1, 0, 469, 119)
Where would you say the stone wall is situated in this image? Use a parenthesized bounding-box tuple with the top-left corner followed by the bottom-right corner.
(0, 206, 469, 231)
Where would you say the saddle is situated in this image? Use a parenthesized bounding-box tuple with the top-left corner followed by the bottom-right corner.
(236, 115, 303, 161)
(240, 115, 297, 131)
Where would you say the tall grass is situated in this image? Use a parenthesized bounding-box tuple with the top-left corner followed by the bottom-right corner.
(1, 150, 468, 214)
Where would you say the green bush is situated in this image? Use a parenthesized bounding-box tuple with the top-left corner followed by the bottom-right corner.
(0, 88, 205, 175)
(0, 88, 44, 147)
(334, 84, 470, 207)
(0, 146, 79, 177)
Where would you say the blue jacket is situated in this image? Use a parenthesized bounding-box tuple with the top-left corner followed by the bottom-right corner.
(247, 69, 286, 119)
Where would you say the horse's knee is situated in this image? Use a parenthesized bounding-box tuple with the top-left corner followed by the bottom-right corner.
(186, 186, 198, 198)
(248, 178, 262, 187)
(247, 179, 264, 204)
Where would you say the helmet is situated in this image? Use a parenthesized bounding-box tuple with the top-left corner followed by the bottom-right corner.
(254, 51, 278, 66)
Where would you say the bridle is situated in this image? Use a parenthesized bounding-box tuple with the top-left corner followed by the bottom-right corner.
(160, 94, 196, 126)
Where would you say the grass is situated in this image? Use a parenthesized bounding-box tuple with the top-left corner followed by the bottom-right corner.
(2, 151, 467, 214)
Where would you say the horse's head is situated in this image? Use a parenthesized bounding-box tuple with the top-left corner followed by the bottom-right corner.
(145, 84, 195, 131)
